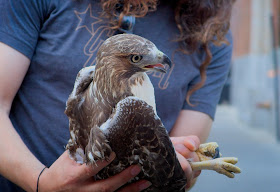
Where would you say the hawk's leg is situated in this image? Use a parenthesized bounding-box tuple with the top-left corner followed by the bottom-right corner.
(85, 126, 112, 165)
(189, 142, 241, 178)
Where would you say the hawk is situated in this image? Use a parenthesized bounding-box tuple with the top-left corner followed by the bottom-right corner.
(65, 34, 240, 191)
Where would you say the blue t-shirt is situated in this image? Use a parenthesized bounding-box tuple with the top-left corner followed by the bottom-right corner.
(0, 0, 232, 191)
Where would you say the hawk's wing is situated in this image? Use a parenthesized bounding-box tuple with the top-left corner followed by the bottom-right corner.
(95, 96, 186, 192)
(65, 66, 96, 163)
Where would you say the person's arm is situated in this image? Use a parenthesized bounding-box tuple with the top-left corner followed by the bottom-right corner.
(0, 42, 151, 192)
(168, 110, 212, 189)
(169, 33, 232, 189)
(170, 109, 212, 143)
(0, 42, 42, 191)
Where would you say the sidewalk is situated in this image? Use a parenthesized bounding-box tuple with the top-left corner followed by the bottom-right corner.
(191, 105, 280, 192)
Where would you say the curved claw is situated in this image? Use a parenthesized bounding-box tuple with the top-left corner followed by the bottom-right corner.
(213, 147, 220, 159)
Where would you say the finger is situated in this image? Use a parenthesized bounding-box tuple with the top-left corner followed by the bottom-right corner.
(118, 180, 152, 192)
(174, 144, 200, 163)
(176, 151, 202, 190)
(177, 153, 194, 189)
(171, 136, 200, 152)
(94, 165, 142, 192)
(184, 136, 200, 151)
(176, 152, 192, 184)
(173, 143, 192, 158)
(186, 177, 198, 189)
(193, 170, 201, 178)
(77, 152, 116, 181)
(174, 145, 200, 184)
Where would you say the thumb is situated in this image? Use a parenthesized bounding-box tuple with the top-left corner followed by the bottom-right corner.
(184, 136, 200, 152)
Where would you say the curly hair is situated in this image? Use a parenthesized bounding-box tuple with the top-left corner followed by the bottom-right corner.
(100, 0, 236, 105)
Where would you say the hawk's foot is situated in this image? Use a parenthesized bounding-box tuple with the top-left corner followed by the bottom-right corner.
(190, 157, 241, 178)
(191, 142, 241, 178)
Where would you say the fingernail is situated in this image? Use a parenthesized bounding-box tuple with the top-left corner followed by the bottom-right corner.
(130, 165, 141, 176)
(139, 181, 152, 191)
(189, 139, 196, 150)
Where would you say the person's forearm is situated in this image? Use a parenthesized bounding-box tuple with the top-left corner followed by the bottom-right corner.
(0, 109, 45, 192)
(170, 110, 212, 143)
(170, 110, 212, 190)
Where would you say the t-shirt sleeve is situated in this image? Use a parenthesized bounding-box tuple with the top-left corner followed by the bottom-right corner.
(0, 0, 49, 59)
(183, 31, 233, 119)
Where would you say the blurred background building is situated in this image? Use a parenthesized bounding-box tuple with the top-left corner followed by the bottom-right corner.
(193, 1, 280, 191)
(222, 0, 280, 141)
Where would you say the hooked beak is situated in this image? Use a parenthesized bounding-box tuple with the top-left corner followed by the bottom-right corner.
(143, 52, 172, 73)
(162, 54, 172, 71)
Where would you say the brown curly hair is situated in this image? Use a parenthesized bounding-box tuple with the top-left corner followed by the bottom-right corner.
(100, 0, 236, 105)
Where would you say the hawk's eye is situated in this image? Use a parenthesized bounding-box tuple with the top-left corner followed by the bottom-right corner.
(130, 55, 143, 63)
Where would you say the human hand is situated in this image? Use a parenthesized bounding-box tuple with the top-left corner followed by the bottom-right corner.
(38, 151, 151, 192)
(170, 135, 201, 189)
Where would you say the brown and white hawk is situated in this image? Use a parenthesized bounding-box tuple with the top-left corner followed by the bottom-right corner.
(65, 34, 241, 192)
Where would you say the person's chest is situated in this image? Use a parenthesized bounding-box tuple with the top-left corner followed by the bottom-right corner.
(29, 0, 204, 129)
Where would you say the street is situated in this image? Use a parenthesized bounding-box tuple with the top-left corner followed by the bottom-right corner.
(191, 105, 280, 192)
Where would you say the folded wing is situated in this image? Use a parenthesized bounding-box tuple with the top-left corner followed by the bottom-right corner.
(96, 96, 186, 192)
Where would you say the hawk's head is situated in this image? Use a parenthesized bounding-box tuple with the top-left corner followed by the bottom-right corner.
(90, 34, 172, 110)
(95, 34, 172, 77)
